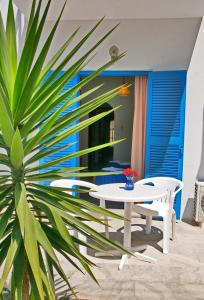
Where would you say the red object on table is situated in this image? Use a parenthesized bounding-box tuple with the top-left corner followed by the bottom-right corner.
(123, 168, 138, 177)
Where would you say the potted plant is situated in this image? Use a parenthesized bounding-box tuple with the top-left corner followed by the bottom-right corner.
(0, 1, 128, 299)
(123, 168, 139, 190)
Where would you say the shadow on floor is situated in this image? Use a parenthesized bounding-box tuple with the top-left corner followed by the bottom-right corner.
(87, 224, 163, 259)
(182, 197, 195, 223)
(182, 218, 199, 226)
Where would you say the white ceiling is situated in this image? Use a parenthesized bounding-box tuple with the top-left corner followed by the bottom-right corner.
(14, 0, 204, 21)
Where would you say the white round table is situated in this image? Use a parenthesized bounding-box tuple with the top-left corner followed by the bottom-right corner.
(90, 183, 167, 270)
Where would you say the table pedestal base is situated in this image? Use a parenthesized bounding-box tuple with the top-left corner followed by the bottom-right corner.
(95, 244, 157, 270)
(95, 201, 157, 270)
(119, 250, 157, 270)
(89, 184, 167, 271)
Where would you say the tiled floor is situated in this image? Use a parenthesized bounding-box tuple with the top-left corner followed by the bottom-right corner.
(60, 212, 204, 300)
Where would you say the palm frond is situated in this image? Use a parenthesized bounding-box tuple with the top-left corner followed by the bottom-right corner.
(0, 1, 127, 298)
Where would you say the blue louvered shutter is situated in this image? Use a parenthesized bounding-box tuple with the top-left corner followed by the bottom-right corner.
(40, 71, 80, 184)
(145, 71, 186, 219)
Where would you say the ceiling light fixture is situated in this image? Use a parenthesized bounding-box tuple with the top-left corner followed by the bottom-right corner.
(119, 77, 130, 97)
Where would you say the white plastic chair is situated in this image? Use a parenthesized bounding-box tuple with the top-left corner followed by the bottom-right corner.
(133, 177, 184, 254)
(50, 179, 97, 255)
(50, 179, 96, 191)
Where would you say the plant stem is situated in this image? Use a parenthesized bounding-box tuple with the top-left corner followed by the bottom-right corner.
(22, 257, 29, 300)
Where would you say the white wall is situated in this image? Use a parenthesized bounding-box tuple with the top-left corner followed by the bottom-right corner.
(42, 18, 200, 71)
(0, 0, 9, 22)
(182, 17, 204, 219)
(0, 0, 26, 52)
(80, 76, 135, 167)
(0, 0, 21, 23)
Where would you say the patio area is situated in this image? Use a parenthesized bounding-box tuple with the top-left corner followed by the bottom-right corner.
(1, 1, 204, 299)
(61, 214, 204, 300)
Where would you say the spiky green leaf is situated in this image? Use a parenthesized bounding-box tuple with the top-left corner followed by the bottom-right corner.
(10, 128, 24, 169)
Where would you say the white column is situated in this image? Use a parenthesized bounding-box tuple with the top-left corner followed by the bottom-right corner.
(182, 17, 204, 219)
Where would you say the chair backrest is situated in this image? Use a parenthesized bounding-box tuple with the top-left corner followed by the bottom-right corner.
(136, 177, 184, 211)
(50, 179, 97, 195)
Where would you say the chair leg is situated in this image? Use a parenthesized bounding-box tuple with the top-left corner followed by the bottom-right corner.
(171, 213, 176, 241)
(100, 199, 109, 238)
(73, 229, 78, 238)
(146, 216, 152, 234)
(73, 229, 87, 255)
(78, 232, 87, 256)
(163, 216, 170, 254)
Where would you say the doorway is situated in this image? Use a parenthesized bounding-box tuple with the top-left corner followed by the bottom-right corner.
(88, 103, 114, 171)
(80, 75, 135, 171)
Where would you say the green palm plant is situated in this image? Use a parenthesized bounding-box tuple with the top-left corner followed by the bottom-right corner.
(0, 0, 129, 299)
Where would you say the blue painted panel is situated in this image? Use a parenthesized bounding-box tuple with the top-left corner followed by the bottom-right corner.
(145, 71, 186, 219)
(80, 70, 149, 77)
(40, 71, 80, 184)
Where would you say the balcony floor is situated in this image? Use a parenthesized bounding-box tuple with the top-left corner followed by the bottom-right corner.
(60, 212, 204, 300)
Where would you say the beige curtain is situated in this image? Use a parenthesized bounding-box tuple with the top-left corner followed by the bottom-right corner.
(131, 76, 148, 180)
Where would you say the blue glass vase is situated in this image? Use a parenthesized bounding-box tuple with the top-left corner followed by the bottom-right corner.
(124, 176, 134, 190)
